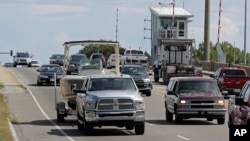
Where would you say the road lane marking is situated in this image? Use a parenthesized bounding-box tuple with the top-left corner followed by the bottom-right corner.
(19, 79, 75, 141)
(177, 135, 190, 140)
(8, 119, 19, 141)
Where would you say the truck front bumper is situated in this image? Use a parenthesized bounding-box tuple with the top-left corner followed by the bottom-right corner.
(177, 109, 226, 119)
(84, 110, 145, 125)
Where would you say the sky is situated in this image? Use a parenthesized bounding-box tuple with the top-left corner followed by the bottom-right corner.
(0, 0, 249, 64)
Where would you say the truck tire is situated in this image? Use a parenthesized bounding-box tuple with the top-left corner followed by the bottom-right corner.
(84, 122, 93, 135)
(162, 71, 166, 85)
(145, 91, 151, 96)
(126, 125, 134, 130)
(175, 114, 183, 124)
(165, 108, 173, 121)
(66, 71, 71, 75)
(134, 122, 145, 135)
(217, 117, 225, 124)
(37, 80, 41, 86)
(154, 76, 159, 82)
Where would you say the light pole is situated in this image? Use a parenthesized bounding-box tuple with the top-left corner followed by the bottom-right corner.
(233, 41, 235, 64)
(244, 0, 247, 65)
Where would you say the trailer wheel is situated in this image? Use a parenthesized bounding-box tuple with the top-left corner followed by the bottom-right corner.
(56, 102, 65, 122)
(57, 111, 65, 122)
(77, 113, 83, 130)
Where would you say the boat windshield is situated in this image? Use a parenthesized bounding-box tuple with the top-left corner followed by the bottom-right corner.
(79, 58, 103, 70)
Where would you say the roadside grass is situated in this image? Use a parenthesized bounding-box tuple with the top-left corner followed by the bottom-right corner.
(0, 83, 14, 141)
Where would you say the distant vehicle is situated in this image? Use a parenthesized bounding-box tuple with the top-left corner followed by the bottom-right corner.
(13, 52, 33, 67)
(66, 54, 87, 75)
(211, 67, 250, 96)
(31, 60, 41, 67)
(164, 77, 226, 124)
(74, 74, 145, 135)
(106, 53, 123, 69)
(36, 64, 63, 86)
(78, 58, 104, 75)
(89, 53, 107, 68)
(3, 62, 14, 67)
(120, 49, 148, 67)
(49, 54, 64, 66)
(120, 64, 152, 96)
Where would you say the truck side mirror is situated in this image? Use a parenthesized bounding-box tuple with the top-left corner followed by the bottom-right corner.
(167, 91, 174, 95)
(235, 97, 247, 105)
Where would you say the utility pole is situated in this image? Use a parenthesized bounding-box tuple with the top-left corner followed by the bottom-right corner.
(244, 0, 247, 65)
(115, 8, 119, 42)
(234, 41, 236, 64)
(204, 0, 210, 61)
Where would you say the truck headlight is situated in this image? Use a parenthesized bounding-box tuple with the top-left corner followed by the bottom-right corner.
(215, 100, 225, 108)
(135, 100, 145, 110)
(143, 78, 150, 82)
(178, 100, 190, 108)
(85, 101, 96, 109)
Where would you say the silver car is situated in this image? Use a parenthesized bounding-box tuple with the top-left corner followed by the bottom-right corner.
(106, 54, 123, 69)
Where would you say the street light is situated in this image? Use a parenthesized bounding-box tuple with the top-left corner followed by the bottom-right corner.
(243, 0, 247, 65)
(233, 41, 235, 64)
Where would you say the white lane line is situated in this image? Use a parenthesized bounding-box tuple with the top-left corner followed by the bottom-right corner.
(177, 135, 190, 140)
(26, 88, 75, 141)
(19, 79, 75, 141)
(8, 119, 19, 141)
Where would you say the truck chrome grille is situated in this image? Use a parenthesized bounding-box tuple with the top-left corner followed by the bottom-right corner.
(97, 98, 134, 110)
(190, 100, 214, 108)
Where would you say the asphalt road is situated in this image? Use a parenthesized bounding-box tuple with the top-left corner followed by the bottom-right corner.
(2, 67, 229, 141)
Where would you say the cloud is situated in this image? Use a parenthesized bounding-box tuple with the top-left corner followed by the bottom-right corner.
(188, 26, 204, 47)
(210, 16, 239, 44)
(54, 32, 71, 45)
(29, 4, 89, 16)
(115, 5, 147, 14)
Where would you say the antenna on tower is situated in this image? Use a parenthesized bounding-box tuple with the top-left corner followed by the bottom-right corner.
(115, 8, 119, 42)
(171, 0, 175, 39)
(217, 0, 222, 43)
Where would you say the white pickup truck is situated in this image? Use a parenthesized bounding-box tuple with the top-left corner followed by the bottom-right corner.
(120, 49, 148, 67)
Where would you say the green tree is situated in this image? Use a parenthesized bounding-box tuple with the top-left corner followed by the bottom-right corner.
(79, 44, 126, 59)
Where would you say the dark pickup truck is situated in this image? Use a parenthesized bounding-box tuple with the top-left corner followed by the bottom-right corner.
(228, 80, 250, 126)
(164, 77, 226, 124)
(211, 67, 250, 96)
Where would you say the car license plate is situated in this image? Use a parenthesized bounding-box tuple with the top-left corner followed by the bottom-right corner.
(50, 79, 55, 82)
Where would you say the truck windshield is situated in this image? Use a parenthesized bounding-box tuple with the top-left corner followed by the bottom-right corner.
(17, 53, 29, 57)
(178, 81, 220, 94)
(222, 70, 245, 76)
(88, 78, 136, 91)
(122, 67, 147, 75)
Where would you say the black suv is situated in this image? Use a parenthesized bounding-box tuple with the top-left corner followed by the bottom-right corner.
(66, 54, 87, 75)
(49, 54, 64, 66)
(120, 64, 152, 96)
